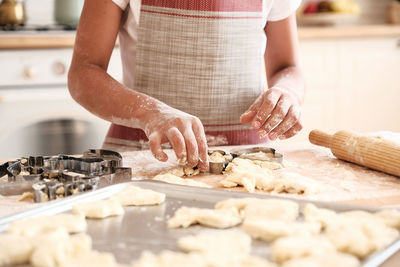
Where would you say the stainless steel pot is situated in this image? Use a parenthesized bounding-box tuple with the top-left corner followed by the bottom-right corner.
(54, 0, 84, 26)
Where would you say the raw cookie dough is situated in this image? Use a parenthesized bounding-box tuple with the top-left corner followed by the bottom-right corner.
(161, 166, 200, 177)
(168, 207, 241, 229)
(60, 251, 119, 267)
(177, 231, 251, 258)
(18, 192, 34, 202)
(8, 213, 87, 237)
(215, 198, 299, 221)
(273, 172, 320, 195)
(113, 185, 165, 206)
(281, 253, 360, 267)
(375, 209, 400, 229)
(0, 233, 32, 266)
(132, 251, 207, 267)
(252, 160, 282, 170)
(242, 219, 321, 242)
(153, 173, 211, 188)
(221, 158, 275, 192)
(72, 198, 124, 219)
(271, 236, 337, 264)
(303, 203, 338, 229)
(209, 151, 226, 163)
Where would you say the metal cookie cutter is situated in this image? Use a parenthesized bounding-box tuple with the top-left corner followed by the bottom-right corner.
(0, 149, 132, 203)
(208, 150, 233, 174)
(232, 147, 283, 169)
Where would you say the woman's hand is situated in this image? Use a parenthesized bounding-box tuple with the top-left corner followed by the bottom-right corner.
(141, 102, 209, 171)
(240, 87, 303, 140)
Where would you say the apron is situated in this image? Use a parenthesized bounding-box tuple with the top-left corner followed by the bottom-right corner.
(104, 0, 268, 151)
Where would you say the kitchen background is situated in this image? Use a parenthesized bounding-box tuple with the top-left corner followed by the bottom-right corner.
(0, 0, 399, 158)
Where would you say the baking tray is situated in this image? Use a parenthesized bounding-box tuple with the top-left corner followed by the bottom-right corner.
(0, 180, 399, 267)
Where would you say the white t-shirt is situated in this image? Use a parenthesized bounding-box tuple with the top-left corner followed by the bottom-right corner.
(111, 0, 301, 88)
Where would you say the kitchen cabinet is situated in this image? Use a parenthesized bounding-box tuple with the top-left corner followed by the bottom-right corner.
(287, 36, 400, 143)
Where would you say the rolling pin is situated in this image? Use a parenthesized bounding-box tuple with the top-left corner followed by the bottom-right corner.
(309, 130, 400, 177)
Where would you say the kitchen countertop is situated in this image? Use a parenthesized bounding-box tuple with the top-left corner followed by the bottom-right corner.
(1, 143, 400, 266)
(0, 24, 399, 49)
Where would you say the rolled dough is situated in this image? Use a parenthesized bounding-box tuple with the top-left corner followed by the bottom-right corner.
(113, 185, 165, 206)
(153, 173, 211, 188)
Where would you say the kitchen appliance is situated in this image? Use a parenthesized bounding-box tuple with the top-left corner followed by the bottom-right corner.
(309, 129, 400, 177)
(54, 0, 83, 27)
(0, 149, 132, 202)
(0, 47, 122, 159)
(0, 0, 26, 26)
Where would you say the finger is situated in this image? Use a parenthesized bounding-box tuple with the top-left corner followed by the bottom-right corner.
(240, 94, 264, 124)
(148, 131, 168, 162)
(181, 126, 199, 168)
(268, 106, 300, 140)
(166, 127, 186, 163)
(192, 119, 209, 171)
(280, 121, 303, 140)
(258, 97, 290, 139)
(252, 90, 281, 130)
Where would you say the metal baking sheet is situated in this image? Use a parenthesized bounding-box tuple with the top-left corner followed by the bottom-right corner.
(1, 180, 399, 267)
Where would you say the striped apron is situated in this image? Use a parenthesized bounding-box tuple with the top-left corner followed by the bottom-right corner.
(104, 0, 268, 151)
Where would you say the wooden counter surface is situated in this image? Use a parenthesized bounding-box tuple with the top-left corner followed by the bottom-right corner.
(1, 143, 400, 266)
(0, 24, 399, 49)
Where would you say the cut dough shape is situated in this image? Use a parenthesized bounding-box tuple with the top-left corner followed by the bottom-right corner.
(7, 213, 87, 237)
(132, 251, 207, 267)
(0, 233, 32, 266)
(281, 253, 360, 267)
(72, 198, 124, 219)
(271, 236, 337, 264)
(375, 209, 400, 230)
(30, 232, 92, 267)
(303, 204, 399, 259)
(252, 160, 282, 170)
(60, 251, 119, 267)
(242, 219, 321, 242)
(215, 198, 299, 221)
(167, 207, 241, 229)
(113, 185, 165, 206)
(221, 158, 274, 192)
(153, 173, 211, 188)
(177, 231, 251, 258)
(325, 215, 399, 258)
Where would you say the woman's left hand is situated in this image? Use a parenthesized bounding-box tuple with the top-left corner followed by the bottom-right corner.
(240, 87, 303, 140)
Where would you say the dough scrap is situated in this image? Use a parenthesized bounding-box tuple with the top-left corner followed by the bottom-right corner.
(72, 198, 124, 219)
(7, 213, 87, 237)
(221, 158, 275, 192)
(281, 253, 360, 267)
(220, 159, 319, 195)
(161, 166, 200, 177)
(153, 173, 211, 188)
(215, 198, 299, 221)
(113, 185, 165, 206)
(18, 192, 34, 202)
(167, 207, 241, 229)
(271, 236, 337, 264)
(177, 231, 251, 259)
(242, 219, 321, 242)
(273, 172, 320, 195)
(0, 233, 32, 266)
(252, 160, 282, 170)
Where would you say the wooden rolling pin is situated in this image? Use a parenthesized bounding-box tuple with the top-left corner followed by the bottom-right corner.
(309, 130, 400, 177)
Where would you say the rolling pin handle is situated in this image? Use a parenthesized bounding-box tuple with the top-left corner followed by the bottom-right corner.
(309, 130, 333, 148)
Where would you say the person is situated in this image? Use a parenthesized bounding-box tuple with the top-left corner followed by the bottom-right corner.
(68, 0, 305, 173)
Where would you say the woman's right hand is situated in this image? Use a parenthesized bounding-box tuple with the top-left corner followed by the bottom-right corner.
(141, 101, 209, 171)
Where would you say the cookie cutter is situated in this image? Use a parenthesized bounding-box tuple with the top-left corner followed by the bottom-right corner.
(208, 150, 233, 174)
(0, 149, 132, 203)
(232, 147, 283, 164)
